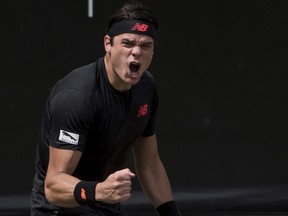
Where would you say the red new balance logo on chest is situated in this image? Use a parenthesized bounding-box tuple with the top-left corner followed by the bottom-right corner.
(137, 104, 148, 117)
(131, 23, 149, 32)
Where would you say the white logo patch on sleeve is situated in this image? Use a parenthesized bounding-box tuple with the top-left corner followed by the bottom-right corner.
(59, 130, 79, 145)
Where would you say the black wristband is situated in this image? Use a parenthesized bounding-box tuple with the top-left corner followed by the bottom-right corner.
(156, 200, 181, 216)
(73, 181, 98, 205)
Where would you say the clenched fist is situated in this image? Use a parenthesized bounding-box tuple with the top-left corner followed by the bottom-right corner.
(95, 168, 135, 204)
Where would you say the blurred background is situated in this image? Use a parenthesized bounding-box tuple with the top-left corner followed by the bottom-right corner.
(1, 0, 288, 215)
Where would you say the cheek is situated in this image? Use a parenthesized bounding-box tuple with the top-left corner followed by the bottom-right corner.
(111, 48, 129, 62)
(110, 52, 128, 73)
(143, 54, 154, 68)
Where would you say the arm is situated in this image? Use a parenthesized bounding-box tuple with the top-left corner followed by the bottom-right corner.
(45, 146, 135, 207)
(131, 134, 173, 207)
(44, 146, 83, 207)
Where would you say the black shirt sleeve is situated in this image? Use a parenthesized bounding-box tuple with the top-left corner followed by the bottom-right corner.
(48, 88, 93, 151)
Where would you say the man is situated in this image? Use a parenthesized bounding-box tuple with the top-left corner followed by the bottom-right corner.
(30, 1, 181, 215)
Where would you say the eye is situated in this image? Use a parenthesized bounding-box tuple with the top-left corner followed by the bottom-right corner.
(122, 40, 135, 47)
(139, 42, 153, 50)
(140, 44, 152, 49)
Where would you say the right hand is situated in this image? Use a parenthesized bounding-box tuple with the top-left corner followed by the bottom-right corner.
(95, 168, 135, 204)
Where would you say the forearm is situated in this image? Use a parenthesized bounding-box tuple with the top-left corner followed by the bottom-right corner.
(132, 135, 181, 215)
(136, 157, 173, 207)
(45, 168, 135, 207)
(137, 161, 181, 216)
(45, 172, 81, 207)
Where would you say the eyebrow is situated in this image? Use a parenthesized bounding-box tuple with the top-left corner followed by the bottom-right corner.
(122, 38, 154, 46)
(139, 41, 154, 46)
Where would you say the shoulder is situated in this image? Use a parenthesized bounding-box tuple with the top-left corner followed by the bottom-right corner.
(142, 70, 155, 80)
(139, 70, 157, 87)
(50, 59, 104, 98)
(133, 70, 158, 101)
(48, 61, 99, 109)
(60, 62, 97, 91)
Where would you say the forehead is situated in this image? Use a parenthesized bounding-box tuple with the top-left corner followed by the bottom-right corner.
(115, 33, 154, 43)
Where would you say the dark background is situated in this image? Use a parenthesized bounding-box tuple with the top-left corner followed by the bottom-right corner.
(1, 0, 288, 213)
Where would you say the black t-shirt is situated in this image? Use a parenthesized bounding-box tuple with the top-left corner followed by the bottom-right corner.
(31, 57, 158, 214)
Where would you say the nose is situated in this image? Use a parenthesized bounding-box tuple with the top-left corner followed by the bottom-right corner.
(131, 46, 142, 57)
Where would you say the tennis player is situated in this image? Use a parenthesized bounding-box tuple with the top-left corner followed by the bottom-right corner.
(30, 1, 181, 215)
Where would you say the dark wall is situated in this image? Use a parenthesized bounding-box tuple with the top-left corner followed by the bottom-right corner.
(154, 0, 288, 189)
(1, 0, 288, 201)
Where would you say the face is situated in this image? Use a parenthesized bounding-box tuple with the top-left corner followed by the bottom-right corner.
(104, 33, 154, 91)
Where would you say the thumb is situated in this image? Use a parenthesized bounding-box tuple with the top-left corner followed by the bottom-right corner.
(123, 168, 136, 178)
(128, 170, 136, 178)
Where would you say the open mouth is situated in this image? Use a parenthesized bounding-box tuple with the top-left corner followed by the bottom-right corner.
(129, 62, 141, 73)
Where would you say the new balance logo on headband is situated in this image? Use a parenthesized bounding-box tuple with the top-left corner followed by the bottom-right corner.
(108, 20, 156, 39)
(131, 23, 148, 32)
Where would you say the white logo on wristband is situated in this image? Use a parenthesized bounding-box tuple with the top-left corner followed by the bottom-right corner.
(59, 130, 79, 145)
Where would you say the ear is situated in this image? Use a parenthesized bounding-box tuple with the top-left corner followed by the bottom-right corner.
(104, 35, 111, 53)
